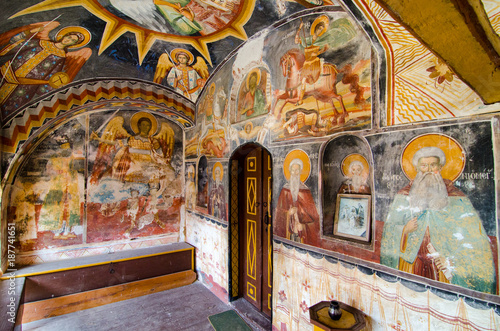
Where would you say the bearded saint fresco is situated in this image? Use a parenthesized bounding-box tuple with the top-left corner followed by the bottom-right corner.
(208, 162, 226, 221)
(274, 150, 320, 246)
(338, 154, 371, 195)
(380, 135, 496, 294)
(88, 111, 183, 241)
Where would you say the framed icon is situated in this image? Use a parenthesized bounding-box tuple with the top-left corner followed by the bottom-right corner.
(334, 194, 371, 242)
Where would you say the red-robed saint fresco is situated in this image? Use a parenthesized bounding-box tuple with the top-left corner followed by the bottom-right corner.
(274, 154, 320, 246)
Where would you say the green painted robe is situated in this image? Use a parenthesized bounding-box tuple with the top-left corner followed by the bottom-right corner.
(380, 192, 496, 294)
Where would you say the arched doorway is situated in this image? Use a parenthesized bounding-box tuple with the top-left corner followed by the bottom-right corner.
(229, 143, 272, 317)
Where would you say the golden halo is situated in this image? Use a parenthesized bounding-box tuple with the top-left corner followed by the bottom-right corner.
(311, 15, 329, 38)
(245, 68, 261, 90)
(244, 122, 253, 133)
(55, 26, 91, 49)
(341, 154, 369, 178)
(208, 82, 216, 95)
(401, 133, 465, 181)
(130, 112, 158, 135)
(212, 162, 223, 181)
(171, 48, 194, 65)
(283, 149, 311, 183)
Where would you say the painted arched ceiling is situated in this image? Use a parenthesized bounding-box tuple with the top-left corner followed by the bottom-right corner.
(1, 0, 499, 129)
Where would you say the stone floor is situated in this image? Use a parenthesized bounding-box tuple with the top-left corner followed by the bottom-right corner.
(22, 281, 271, 331)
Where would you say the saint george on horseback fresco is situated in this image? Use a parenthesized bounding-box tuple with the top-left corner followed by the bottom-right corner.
(294, 15, 355, 103)
(271, 14, 372, 139)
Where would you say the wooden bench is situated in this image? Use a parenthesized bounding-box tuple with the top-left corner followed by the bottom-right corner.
(0, 242, 196, 329)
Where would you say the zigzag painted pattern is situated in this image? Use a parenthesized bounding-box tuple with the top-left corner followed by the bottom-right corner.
(365, 0, 500, 126)
(393, 77, 447, 124)
(1, 80, 195, 154)
(482, 0, 500, 36)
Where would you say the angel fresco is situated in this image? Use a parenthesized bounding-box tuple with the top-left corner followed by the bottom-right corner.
(154, 48, 209, 102)
(0, 21, 92, 121)
(88, 111, 182, 239)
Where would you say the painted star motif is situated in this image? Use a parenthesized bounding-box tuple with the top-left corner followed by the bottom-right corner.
(10, 0, 255, 65)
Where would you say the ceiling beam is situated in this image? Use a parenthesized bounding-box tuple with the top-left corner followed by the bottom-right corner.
(373, 0, 500, 104)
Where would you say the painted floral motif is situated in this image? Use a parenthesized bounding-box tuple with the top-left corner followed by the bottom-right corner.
(301, 280, 311, 292)
(426, 58, 454, 90)
(278, 290, 287, 302)
(299, 300, 309, 313)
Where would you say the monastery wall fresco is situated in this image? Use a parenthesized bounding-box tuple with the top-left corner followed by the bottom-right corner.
(1, 0, 500, 330)
(183, 4, 500, 329)
(3, 109, 185, 264)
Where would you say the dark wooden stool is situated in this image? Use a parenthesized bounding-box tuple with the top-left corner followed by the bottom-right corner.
(309, 301, 366, 331)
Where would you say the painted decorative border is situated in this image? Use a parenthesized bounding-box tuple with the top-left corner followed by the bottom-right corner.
(274, 238, 500, 310)
(187, 210, 228, 228)
(1, 79, 195, 154)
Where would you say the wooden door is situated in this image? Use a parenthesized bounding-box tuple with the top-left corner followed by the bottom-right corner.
(240, 147, 272, 316)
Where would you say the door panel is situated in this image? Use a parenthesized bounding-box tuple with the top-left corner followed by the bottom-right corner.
(242, 149, 263, 310)
(239, 147, 272, 317)
(261, 152, 272, 316)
